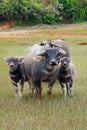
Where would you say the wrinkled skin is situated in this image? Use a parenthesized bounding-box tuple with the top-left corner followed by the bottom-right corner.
(24, 48, 64, 99)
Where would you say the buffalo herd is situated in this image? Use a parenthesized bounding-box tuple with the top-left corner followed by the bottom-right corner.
(4, 39, 75, 99)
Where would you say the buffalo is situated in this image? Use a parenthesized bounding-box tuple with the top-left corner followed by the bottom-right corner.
(57, 57, 75, 98)
(4, 57, 26, 98)
(39, 39, 70, 57)
(23, 46, 66, 99)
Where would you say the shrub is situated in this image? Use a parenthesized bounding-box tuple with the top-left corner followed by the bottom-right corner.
(58, 0, 87, 23)
(0, 0, 63, 25)
(0, 0, 29, 21)
(17, 1, 63, 25)
(42, 4, 63, 24)
(0, 0, 86, 25)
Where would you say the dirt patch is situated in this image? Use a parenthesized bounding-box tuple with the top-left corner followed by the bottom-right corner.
(0, 23, 87, 38)
(19, 43, 29, 46)
(0, 31, 29, 38)
(78, 42, 87, 46)
(0, 21, 15, 29)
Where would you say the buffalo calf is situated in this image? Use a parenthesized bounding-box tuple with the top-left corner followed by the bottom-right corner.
(58, 57, 75, 98)
(4, 57, 26, 98)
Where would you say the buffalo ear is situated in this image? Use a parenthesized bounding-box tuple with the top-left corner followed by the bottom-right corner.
(69, 57, 72, 62)
(16, 56, 24, 63)
(16, 57, 24, 64)
(3, 57, 9, 63)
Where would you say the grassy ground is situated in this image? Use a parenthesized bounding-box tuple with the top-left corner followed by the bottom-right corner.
(0, 23, 87, 130)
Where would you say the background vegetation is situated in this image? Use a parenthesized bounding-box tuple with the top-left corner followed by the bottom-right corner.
(0, 0, 87, 25)
(0, 23, 87, 130)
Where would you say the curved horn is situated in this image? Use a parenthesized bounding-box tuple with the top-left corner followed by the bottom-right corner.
(37, 51, 46, 56)
(33, 51, 46, 61)
(3, 57, 9, 62)
(59, 48, 66, 55)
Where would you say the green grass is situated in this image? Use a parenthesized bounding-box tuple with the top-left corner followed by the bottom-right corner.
(0, 23, 87, 130)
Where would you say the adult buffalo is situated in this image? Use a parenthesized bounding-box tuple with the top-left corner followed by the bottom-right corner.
(51, 39, 70, 57)
(40, 39, 70, 57)
(23, 46, 66, 99)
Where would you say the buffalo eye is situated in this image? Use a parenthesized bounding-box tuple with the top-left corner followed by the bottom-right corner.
(14, 59, 18, 63)
(56, 52, 61, 57)
(46, 52, 50, 57)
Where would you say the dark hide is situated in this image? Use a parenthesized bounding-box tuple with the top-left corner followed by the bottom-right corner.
(58, 57, 75, 98)
(5, 57, 26, 98)
(24, 48, 63, 98)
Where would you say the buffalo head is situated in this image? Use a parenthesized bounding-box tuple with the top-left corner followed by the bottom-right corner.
(34, 48, 66, 70)
(60, 57, 71, 69)
(4, 57, 24, 71)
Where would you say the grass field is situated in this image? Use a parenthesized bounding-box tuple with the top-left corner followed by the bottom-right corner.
(0, 23, 87, 130)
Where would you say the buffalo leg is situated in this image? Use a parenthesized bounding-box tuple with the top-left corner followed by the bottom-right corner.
(47, 81, 55, 98)
(60, 82, 67, 98)
(19, 83, 24, 98)
(12, 81, 18, 98)
(67, 82, 73, 97)
(35, 81, 42, 99)
(13, 85, 18, 98)
(28, 80, 35, 97)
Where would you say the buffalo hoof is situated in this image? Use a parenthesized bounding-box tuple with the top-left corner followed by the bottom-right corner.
(47, 91, 52, 98)
(38, 92, 42, 99)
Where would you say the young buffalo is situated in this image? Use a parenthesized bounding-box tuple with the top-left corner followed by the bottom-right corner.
(58, 57, 75, 98)
(4, 57, 26, 98)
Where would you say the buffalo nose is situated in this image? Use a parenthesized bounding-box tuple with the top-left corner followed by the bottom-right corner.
(10, 62, 14, 67)
(10, 65, 14, 67)
(63, 62, 67, 66)
(50, 59, 57, 65)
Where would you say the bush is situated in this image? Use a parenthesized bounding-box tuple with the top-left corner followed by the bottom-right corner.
(42, 4, 63, 24)
(0, 0, 29, 21)
(0, 0, 86, 25)
(25, 2, 63, 25)
(0, 1, 9, 21)
(0, 0, 63, 25)
(58, 0, 87, 23)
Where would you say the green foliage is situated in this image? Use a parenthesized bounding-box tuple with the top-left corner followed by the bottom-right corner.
(42, 4, 63, 24)
(21, 1, 63, 25)
(0, 0, 63, 25)
(26, 2, 44, 25)
(58, 0, 87, 23)
(0, 0, 29, 21)
(0, 0, 86, 24)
